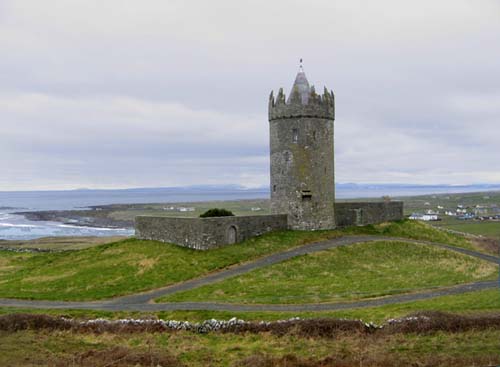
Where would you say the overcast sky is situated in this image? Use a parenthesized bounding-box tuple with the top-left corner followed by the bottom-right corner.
(1, 0, 499, 191)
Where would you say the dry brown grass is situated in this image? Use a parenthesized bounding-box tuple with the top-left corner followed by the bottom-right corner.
(136, 257, 159, 275)
(472, 237, 500, 255)
(51, 346, 183, 367)
(382, 311, 500, 334)
(236, 353, 500, 367)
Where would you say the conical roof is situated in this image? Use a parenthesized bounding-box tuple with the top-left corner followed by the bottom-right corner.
(287, 65, 311, 104)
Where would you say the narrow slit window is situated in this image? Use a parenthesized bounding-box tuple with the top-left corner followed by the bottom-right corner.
(301, 190, 312, 201)
(292, 128, 298, 143)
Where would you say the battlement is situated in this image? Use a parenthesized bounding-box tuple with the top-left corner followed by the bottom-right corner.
(268, 86, 335, 121)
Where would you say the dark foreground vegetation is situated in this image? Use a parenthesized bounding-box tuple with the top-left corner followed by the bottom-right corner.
(2, 311, 500, 335)
(0, 312, 499, 366)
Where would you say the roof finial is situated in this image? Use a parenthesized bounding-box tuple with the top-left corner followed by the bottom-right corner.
(299, 58, 303, 72)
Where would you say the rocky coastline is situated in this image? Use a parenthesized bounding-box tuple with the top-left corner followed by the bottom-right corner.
(14, 207, 133, 229)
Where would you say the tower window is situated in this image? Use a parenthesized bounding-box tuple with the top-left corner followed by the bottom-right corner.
(273, 185, 277, 192)
(292, 128, 298, 143)
(301, 190, 312, 201)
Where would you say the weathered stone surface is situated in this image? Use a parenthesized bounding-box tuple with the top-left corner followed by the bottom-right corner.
(269, 73, 336, 230)
(135, 215, 288, 250)
(335, 201, 404, 227)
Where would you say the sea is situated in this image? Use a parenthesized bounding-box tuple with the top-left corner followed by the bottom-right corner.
(1, 184, 499, 241)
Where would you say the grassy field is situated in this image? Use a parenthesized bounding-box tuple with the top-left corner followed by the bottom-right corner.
(0, 236, 126, 251)
(340, 220, 475, 250)
(158, 241, 497, 304)
(437, 221, 500, 240)
(0, 318, 499, 366)
(0, 230, 347, 301)
(0, 220, 485, 301)
(1, 195, 498, 366)
(108, 199, 271, 221)
(0, 220, 491, 301)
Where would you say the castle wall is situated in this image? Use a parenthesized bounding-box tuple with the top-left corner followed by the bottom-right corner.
(134, 201, 403, 250)
(334, 201, 404, 227)
(135, 214, 288, 250)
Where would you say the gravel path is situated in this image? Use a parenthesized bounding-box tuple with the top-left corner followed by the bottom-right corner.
(0, 236, 498, 312)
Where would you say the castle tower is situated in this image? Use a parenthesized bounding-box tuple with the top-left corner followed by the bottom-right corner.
(268, 63, 336, 230)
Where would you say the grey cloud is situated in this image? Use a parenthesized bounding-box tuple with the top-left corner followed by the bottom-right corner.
(0, 0, 499, 190)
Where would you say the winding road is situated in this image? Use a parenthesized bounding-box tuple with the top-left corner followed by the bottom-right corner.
(0, 236, 498, 312)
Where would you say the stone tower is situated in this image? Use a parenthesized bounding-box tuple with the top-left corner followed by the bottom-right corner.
(268, 64, 336, 230)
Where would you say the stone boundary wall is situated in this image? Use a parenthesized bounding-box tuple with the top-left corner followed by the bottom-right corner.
(335, 201, 404, 227)
(135, 215, 288, 250)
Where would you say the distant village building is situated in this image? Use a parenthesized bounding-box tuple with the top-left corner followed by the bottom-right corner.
(409, 213, 439, 221)
(457, 213, 475, 220)
(178, 207, 195, 212)
(162, 206, 195, 212)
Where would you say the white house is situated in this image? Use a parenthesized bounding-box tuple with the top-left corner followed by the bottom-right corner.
(409, 213, 439, 221)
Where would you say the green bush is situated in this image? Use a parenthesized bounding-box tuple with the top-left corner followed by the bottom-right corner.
(199, 208, 235, 218)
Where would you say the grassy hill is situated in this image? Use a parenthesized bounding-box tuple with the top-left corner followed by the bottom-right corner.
(0, 220, 494, 302)
(0, 230, 343, 301)
(158, 240, 497, 304)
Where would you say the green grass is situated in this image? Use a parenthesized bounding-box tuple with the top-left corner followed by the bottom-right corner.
(0, 230, 343, 301)
(158, 241, 498, 304)
(0, 220, 487, 301)
(1, 288, 499, 324)
(0, 236, 125, 251)
(342, 219, 475, 250)
(440, 221, 500, 240)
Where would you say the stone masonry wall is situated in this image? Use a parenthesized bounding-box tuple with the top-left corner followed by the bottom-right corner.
(269, 87, 336, 231)
(269, 117, 335, 230)
(335, 201, 404, 227)
(135, 215, 288, 250)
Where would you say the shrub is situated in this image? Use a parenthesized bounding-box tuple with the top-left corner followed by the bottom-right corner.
(199, 208, 235, 218)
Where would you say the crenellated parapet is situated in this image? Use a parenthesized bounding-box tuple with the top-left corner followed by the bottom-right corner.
(268, 86, 335, 121)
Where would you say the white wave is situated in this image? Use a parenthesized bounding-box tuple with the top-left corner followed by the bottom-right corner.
(0, 223, 41, 228)
(56, 224, 130, 231)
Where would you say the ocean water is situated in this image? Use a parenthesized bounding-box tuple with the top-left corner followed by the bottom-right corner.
(0, 212, 134, 240)
(1, 184, 499, 240)
(0, 188, 268, 241)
